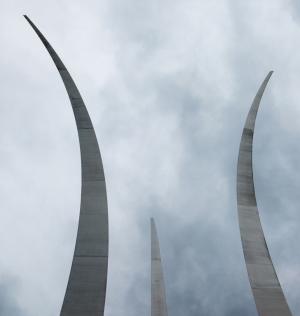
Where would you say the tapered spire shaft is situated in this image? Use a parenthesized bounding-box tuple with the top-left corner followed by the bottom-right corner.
(151, 218, 168, 316)
(237, 71, 292, 316)
(24, 16, 109, 316)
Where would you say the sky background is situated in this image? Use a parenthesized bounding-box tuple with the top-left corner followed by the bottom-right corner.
(1, 1, 300, 315)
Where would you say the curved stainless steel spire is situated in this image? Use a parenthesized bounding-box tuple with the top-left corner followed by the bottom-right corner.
(237, 71, 292, 316)
(151, 218, 168, 316)
(24, 16, 109, 316)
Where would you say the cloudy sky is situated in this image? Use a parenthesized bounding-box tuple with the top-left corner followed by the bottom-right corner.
(1, 1, 300, 315)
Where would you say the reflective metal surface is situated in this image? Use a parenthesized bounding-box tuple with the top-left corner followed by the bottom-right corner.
(25, 16, 109, 316)
(151, 218, 168, 316)
(237, 71, 292, 316)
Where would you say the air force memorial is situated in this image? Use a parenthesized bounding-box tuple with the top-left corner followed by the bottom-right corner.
(5, 16, 293, 315)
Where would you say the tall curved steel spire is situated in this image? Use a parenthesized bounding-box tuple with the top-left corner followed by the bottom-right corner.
(24, 16, 109, 316)
(237, 71, 292, 316)
(151, 218, 168, 316)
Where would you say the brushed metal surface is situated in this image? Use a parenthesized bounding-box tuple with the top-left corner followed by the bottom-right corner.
(237, 71, 292, 316)
(24, 16, 108, 316)
(151, 218, 168, 316)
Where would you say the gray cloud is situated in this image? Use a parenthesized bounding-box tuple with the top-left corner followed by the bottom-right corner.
(0, 1, 300, 316)
(0, 275, 27, 316)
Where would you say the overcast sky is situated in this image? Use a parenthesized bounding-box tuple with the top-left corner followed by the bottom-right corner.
(1, 1, 300, 315)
